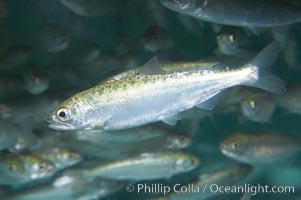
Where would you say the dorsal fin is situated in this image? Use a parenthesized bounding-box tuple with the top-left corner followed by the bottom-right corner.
(138, 56, 164, 75)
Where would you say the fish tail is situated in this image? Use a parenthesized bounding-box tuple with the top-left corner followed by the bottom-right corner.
(242, 41, 286, 94)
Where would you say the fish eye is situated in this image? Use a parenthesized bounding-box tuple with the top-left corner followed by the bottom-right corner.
(248, 100, 257, 109)
(229, 35, 235, 43)
(67, 153, 74, 159)
(40, 164, 44, 169)
(57, 108, 68, 121)
(179, 136, 186, 141)
(153, 34, 158, 40)
(8, 165, 15, 171)
(231, 141, 238, 150)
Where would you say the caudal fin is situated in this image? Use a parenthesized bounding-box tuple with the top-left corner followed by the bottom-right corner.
(243, 41, 286, 94)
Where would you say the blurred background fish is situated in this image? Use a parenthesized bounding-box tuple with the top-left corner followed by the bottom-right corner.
(219, 132, 301, 164)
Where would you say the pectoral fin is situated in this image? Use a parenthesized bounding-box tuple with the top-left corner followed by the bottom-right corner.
(159, 114, 181, 125)
(195, 91, 223, 110)
(92, 115, 111, 130)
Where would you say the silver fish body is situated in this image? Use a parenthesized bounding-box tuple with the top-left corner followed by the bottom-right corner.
(24, 66, 49, 95)
(153, 164, 253, 200)
(18, 154, 55, 180)
(219, 133, 301, 164)
(33, 148, 82, 170)
(5, 172, 124, 200)
(81, 152, 200, 180)
(161, 0, 301, 27)
(74, 126, 191, 149)
(47, 42, 285, 131)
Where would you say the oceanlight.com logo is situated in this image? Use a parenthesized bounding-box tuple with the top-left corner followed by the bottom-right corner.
(125, 183, 295, 196)
(209, 183, 295, 196)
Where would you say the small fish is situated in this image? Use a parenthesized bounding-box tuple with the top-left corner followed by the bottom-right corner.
(0, 151, 25, 177)
(63, 129, 191, 161)
(161, 0, 301, 32)
(219, 133, 301, 164)
(81, 152, 200, 180)
(24, 66, 49, 95)
(216, 26, 250, 56)
(275, 85, 301, 114)
(33, 148, 82, 170)
(240, 92, 275, 123)
(74, 125, 191, 149)
(164, 133, 192, 149)
(142, 25, 174, 52)
(48, 41, 285, 131)
(17, 154, 55, 179)
(161, 0, 301, 28)
(0, 152, 28, 186)
(5, 172, 124, 200)
(153, 164, 253, 200)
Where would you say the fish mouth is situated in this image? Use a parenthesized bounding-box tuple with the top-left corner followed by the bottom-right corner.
(46, 115, 77, 131)
(48, 123, 76, 131)
(220, 147, 236, 158)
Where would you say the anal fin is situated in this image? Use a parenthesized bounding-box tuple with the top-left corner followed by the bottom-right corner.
(195, 90, 224, 110)
(159, 114, 181, 125)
